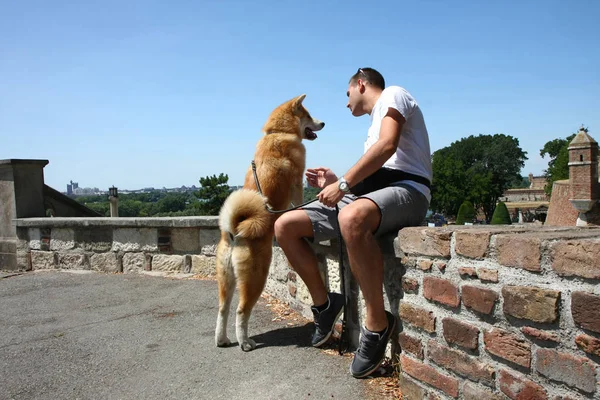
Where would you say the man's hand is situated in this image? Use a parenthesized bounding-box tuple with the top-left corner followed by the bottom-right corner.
(318, 181, 345, 207)
(305, 167, 338, 189)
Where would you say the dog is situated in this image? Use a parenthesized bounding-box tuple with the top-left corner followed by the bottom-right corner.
(215, 94, 325, 351)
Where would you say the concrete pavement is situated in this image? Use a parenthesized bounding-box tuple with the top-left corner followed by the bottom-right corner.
(0, 271, 368, 400)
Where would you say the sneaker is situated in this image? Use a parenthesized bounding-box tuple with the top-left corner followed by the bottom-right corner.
(311, 292, 345, 347)
(350, 310, 396, 378)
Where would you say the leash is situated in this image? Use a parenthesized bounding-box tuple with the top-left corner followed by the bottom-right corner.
(251, 160, 348, 354)
(251, 160, 319, 214)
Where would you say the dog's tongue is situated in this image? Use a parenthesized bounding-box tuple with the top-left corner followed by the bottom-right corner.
(305, 128, 318, 140)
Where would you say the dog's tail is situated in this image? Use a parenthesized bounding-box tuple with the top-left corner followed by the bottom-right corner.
(219, 189, 272, 240)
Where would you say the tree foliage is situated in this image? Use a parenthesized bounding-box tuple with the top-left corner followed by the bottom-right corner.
(491, 201, 512, 225)
(540, 128, 581, 196)
(455, 200, 476, 225)
(430, 134, 527, 221)
(193, 173, 232, 215)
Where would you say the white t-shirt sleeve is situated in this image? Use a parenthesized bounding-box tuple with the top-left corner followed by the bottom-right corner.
(379, 87, 415, 120)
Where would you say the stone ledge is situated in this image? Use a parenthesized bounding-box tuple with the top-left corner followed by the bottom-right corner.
(15, 217, 220, 228)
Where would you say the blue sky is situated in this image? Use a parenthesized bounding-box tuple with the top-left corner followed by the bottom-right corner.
(2, 0, 599, 191)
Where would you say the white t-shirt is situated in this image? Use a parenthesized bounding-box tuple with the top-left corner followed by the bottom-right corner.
(364, 85, 432, 202)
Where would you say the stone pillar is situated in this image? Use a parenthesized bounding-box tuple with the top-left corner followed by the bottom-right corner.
(568, 129, 599, 226)
(0, 159, 48, 270)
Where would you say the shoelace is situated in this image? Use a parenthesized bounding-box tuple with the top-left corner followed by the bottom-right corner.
(356, 331, 381, 358)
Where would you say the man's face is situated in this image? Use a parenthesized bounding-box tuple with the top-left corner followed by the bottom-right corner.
(346, 81, 364, 117)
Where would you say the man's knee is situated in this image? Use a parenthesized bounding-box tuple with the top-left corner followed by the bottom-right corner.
(338, 200, 380, 238)
(274, 210, 312, 241)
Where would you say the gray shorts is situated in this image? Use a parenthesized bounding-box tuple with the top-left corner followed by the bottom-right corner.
(302, 183, 429, 243)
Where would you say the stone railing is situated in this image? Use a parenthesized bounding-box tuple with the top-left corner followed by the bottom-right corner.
(11, 217, 600, 399)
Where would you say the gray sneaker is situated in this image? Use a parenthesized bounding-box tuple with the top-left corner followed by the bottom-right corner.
(350, 311, 396, 378)
(311, 292, 345, 347)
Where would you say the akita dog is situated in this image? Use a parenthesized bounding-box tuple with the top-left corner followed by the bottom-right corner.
(215, 94, 325, 351)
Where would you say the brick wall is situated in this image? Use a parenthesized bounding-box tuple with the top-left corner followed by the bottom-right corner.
(396, 225, 600, 399)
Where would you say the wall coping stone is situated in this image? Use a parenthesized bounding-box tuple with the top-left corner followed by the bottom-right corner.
(15, 217, 220, 228)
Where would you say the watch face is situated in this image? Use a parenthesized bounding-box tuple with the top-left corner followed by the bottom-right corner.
(340, 182, 349, 191)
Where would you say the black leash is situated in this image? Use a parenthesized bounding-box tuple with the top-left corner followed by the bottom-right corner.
(251, 160, 348, 354)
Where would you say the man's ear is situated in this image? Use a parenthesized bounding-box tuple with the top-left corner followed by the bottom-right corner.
(357, 80, 366, 94)
(293, 94, 307, 111)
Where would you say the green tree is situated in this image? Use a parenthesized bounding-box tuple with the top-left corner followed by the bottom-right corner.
(194, 173, 232, 215)
(455, 200, 476, 225)
(303, 185, 321, 201)
(491, 201, 512, 225)
(430, 134, 527, 222)
(540, 128, 581, 196)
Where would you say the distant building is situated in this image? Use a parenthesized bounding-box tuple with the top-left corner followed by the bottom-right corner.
(501, 174, 550, 222)
(528, 173, 547, 190)
(67, 180, 79, 195)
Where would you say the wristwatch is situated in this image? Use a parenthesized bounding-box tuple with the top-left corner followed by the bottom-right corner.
(338, 177, 351, 193)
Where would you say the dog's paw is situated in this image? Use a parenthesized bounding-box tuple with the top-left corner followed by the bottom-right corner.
(216, 337, 232, 347)
(240, 338, 256, 352)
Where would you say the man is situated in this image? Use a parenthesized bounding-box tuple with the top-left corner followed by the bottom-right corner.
(274, 67, 432, 378)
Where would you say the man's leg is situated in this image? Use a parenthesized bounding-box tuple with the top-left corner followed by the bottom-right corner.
(274, 209, 327, 306)
(337, 198, 387, 331)
(275, 206, 346, 347)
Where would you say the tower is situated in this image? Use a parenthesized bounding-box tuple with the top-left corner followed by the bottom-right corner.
(568, 128, 599, 226)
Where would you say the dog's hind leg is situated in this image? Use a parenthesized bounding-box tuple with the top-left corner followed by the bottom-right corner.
(234, 244, 272, 352)
(215, 235, 235, 347)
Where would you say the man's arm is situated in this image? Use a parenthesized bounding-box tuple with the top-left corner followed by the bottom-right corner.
(343, 107, 405, 187)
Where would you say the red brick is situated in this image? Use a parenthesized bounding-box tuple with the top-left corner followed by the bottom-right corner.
(535, 348, 596, 393)
(427, 340, 494, 385)
(499, 369, 547, 400)
(442, 318, 479, 350)
(458, 266, 477, 277)
(575, 333, 600, 357)
(399, 303, 436, 333)
(477, 268, 498, 282)
(423, 277, 460, 308)
(571, 291, 600, 333)
(463, 382, 503, 400)
(484, 328, 531, 368)
(399, 332, 424, 359)
(401, 276, 419, 294)
(551, 239, 600, 279)
(418, 259, 433, 271)
(462, 285, 498, 315)
(520, 327, 559, 343)
(455, 231, 490, 259)
(496, 235, 541, 271)
(502, 286, 560, 324)
(398, 375, 425, 400)
(401, 354, 459, 398)
(398, 228, 452, 258)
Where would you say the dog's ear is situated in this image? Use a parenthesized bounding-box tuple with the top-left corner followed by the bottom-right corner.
(293, 94, 307, 111)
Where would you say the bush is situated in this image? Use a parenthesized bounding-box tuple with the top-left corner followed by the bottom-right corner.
(455, 200, 476, 225)
(491, 201, 512, 225)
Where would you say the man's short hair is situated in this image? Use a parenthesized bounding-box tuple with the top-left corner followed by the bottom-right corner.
(349, 67, 385, 90)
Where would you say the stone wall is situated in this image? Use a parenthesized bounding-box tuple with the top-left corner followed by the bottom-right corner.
(9, 217, 600, 399)
(13, 217, 222, 276)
